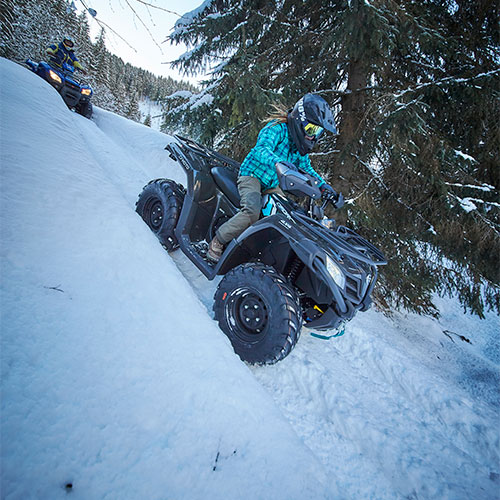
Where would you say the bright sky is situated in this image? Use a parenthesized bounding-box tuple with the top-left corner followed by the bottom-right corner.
(79, 0, 205, 85)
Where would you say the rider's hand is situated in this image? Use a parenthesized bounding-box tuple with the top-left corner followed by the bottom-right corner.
(321, 184, 344, 209)
(320, 183, 336, 200)
(333, 192, 344, 209)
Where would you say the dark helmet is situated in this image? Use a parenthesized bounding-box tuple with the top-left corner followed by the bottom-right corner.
(287, 94, 337, 155)
(63, 36, 75, 50)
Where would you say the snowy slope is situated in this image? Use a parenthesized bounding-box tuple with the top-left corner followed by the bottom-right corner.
(1, 57, 499, 500)
(0, 58, 328, 500)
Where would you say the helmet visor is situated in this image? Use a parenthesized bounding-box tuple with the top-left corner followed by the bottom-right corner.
(304, 122, 324, 139)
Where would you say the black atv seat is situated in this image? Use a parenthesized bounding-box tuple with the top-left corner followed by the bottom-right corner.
(211, 167, 241, 207)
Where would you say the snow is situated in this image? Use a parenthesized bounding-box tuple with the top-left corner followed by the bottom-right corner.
(138, 97, 164, 132)
(166, 90, 194, 100)
(189, 93, 214, 109)
(454, 149, 478, 163)
(172, 1, 214, 36)
(445, 181, 495, 192)
(459, 197, 478, 212)
(1, 57, 499, 499)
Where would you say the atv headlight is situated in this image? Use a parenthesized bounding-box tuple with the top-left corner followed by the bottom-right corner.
(326, 256, 346, 289)
(49, 70, 62, 84)
(81, 88, 92, 96)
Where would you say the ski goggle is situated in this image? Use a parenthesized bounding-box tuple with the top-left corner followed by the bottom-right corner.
(304, 122, 324, 138)
(63, 39, 74, 48)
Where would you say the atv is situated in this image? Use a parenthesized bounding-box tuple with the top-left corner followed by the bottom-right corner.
(26, 59, 93, 119)
(136, 135, 387, 364)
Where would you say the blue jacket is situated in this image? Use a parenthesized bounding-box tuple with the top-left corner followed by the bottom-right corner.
(46, 42, 83, 70)
(239, 121, 325, 190)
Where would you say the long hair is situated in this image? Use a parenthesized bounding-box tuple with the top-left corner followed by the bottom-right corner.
(262, 102, 289, 124)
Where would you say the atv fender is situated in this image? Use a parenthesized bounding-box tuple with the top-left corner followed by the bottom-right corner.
(217, 215, 348, 314)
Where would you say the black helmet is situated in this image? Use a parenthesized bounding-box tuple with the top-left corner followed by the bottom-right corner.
(287, 94, 337, 155)
(63, 36, 75, 50)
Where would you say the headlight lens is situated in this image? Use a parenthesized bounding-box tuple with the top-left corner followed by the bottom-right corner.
(49, 70, 62, 84)
(326, 256, 346, 289)
(81, 88, 92, 96)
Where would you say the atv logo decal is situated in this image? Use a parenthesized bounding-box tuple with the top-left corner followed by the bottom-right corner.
(275, 201, 294, 223)
(279, 219, 292, 230)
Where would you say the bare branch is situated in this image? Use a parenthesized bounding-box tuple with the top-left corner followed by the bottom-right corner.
(78, 0, 138, 52)
(123, 0, 164, 54)
(132, 0, 181, 17)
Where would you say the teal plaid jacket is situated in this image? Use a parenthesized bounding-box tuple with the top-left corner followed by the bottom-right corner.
(239, 121, 325, 190)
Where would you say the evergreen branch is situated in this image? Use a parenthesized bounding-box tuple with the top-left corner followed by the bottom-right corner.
(354, 153, 438, 234)
(391, 69, 500, 100)
(448, 194, 500, 234)
(310, 149, 341, 156)
(347, 177, 378, 203)
(313, 88, 352, 96)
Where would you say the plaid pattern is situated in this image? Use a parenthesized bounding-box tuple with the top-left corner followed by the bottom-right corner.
(239, 121, 325, 190)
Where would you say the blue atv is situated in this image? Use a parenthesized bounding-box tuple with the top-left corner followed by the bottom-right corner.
(26, 59, 93, 119)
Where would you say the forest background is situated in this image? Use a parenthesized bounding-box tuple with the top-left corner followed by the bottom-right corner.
(1, 0, 499, 319)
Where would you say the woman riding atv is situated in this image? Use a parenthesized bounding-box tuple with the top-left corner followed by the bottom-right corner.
(208, 94, 344, 261)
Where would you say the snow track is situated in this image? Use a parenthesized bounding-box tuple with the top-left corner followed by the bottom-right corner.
(78, 76, 500, 500)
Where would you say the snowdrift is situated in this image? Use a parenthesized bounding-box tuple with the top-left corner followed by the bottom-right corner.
(0, 58, 328, 499)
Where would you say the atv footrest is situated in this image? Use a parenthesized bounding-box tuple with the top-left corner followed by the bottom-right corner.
(191, 241, 217, 266)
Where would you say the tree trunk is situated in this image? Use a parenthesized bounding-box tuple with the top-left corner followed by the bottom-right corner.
(334, 58, 368, 194)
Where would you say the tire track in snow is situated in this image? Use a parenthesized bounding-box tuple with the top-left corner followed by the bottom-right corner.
(149, 229, 499, 499)
(81, 102, 499, 499)
(251, 314, 500, 499)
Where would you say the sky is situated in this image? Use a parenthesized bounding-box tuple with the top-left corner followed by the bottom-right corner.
(80, 0, 205, 84)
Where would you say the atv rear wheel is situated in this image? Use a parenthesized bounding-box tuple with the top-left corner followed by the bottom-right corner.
(136, 179, 185, 251)
(213, 263, 302, 365)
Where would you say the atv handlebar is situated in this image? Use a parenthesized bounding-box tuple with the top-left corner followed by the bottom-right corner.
(276, 162, 344, 209)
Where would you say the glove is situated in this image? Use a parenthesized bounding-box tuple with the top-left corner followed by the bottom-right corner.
(333, 192, 344, 209)
(320, 183, 336, 200)
(320, 184, 344, 209)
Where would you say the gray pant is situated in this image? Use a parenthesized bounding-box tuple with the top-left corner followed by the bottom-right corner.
(216, 175, 284, 244)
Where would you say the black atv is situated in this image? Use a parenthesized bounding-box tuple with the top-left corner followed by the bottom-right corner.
(136, 135, 386, 364)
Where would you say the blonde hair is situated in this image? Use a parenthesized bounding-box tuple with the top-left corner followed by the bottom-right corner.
(262, 102, 289, 124)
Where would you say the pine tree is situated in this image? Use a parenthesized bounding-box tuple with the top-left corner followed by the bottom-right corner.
(0, 0, 16, 58)
(169, 0, 500, 317)
(91, 28, 109, 86)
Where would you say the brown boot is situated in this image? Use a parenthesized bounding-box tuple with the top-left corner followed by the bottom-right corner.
(208, 236, 225, 261)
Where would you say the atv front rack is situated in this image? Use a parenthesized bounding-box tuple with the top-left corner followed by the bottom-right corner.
(293, 212, 387, 267)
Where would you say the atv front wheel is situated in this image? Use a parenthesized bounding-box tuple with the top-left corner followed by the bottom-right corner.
(136, 179, 185, 251)
(77, 101, 93, 119)
(213, 263, 302, 365)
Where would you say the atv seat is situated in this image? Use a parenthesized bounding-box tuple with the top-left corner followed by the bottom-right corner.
(211, 167, 240, 207)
